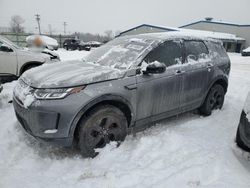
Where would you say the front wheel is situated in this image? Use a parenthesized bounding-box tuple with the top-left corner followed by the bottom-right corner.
(78, 105, 128, 158)
(199, 84, 225, 116)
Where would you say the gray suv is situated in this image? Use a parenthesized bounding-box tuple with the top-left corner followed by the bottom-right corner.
(13, 32, 230, 157)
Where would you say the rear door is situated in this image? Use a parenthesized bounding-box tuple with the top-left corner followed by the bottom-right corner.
(0, 41, 17, 75)
(180, 40, 211, 110)
(136, 40, 184, 123)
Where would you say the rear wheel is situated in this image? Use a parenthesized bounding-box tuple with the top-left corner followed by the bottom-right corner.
(78, 105, 128, 158)
(199, 84, 225, 116)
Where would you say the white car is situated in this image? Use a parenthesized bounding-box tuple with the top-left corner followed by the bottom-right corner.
(0, 36, 59, 82)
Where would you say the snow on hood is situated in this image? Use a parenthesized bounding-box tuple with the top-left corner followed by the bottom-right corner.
(243, 47, 250, 53)
(21, 60, 126, 88)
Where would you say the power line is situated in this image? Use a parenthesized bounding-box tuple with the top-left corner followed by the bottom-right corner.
(35, 14, 41, 34)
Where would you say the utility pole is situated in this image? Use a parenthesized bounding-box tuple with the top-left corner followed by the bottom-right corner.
(35, 14, 41, 34)
(63, 22, 67, 35)
(48, 24, 52, 35)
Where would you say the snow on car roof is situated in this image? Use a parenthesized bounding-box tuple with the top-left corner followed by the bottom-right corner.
(26, 35, 58, 47)
(130, 29, 244, 42)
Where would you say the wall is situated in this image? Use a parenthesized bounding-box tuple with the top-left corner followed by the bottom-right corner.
(0, 32, 75, 48)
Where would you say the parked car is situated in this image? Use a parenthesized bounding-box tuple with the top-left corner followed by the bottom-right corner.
(0, 84, 2, 93)
(26, 35, 59, 50)
(242, 47, 250, 56)
(63, 39, 91, 51)
(13, 32, 230, 157)
(86, 41, 103, 48)
(0, 36, 60, 83)
(236, 92, 250, 152)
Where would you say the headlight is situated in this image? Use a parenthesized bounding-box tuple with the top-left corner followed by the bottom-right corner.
(34, 86, 85, 100)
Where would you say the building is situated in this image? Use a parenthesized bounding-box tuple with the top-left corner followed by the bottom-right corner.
(117, 24, 177, 37)
(180, 18, 250, 52)
(117, 21, 249, 53)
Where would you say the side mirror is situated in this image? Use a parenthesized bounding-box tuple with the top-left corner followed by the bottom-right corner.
(0, 44, 13, 52)
(143, 62, 166, 74)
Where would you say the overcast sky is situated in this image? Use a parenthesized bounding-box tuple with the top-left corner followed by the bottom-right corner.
(0, 0, 250, 35)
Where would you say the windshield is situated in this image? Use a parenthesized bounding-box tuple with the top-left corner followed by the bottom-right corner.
(85, 36, 155, 70)
(0, 36, 21, 49)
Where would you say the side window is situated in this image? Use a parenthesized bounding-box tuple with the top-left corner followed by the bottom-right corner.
(144, 41, 182, 67)
(184, 41, 208, 61)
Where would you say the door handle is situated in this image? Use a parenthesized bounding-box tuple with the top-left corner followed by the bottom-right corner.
(125, 84, 137, 90)
(207, 63, 214, 68)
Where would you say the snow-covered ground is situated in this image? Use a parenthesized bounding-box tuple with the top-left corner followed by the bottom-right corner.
(1, 51, 250, 188)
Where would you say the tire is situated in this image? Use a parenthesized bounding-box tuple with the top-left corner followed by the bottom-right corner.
(199, 84, 225, 116)
(78, 105, 128, 158)
(236, 127, 250, 152)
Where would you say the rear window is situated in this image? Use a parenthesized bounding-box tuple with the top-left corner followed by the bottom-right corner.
(184, 40, 208, 61)
(206, 41, 228, 58)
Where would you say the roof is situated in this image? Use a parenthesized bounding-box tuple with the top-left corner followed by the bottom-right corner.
(180, 20, 250, 28)
(116, 31, 224, 44)
(116, 24, 177, 37)
(116, 24, 244, 42)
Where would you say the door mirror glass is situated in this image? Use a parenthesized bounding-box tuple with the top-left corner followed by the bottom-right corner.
(0, 44, 13, 52)
(143, 62, 166, 74)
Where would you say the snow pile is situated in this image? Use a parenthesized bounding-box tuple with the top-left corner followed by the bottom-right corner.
(56, 48, 90, 62)
(1, 52, 250, 187)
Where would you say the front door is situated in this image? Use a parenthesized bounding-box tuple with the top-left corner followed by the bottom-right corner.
(0, 41, 17, 76)
(135, 40, 184, 124)
(180, 40, 211, 111)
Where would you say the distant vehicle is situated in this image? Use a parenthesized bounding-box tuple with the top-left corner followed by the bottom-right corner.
(63, 39, 91, 51)
(26, 35, 59, 50)
(13, 32, 230, 158)
(0, 84, 2, 93)
(236, 92, 250, 152)
(0, 36, 60, 82)
(242, 47, 250, 56)
(86, 41, 103, 48)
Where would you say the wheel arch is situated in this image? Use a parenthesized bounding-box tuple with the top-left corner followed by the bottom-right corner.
(202, 76, 228, 105)
(19, 61, 44, 75)
(69, 94, 135, 139)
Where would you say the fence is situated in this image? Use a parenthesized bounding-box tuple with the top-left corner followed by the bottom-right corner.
(0, 32, 75, 48)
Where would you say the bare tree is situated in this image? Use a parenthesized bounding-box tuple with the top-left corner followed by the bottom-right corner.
(104, 30, 114, 40)
(10, 15, 25, 33)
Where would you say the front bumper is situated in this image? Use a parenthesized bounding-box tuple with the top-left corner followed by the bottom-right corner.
(13, 96, 76, 147)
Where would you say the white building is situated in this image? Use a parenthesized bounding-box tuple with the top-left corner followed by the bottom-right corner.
(180, 18, 250, 52)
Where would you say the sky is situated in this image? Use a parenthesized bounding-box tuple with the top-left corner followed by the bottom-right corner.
(0, 0, 250, 35)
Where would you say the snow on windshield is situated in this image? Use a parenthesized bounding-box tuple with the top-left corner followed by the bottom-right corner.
(85, 37, 155, 70)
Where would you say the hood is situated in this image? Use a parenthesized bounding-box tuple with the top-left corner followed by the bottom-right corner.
(21, 60, 126, 88)
(19, 48, 50, 59)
